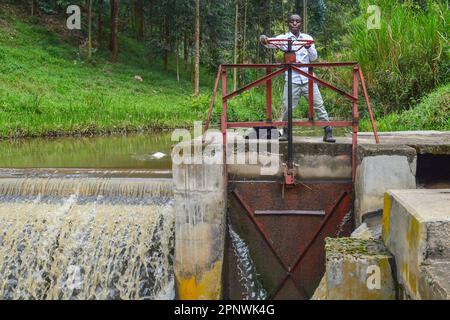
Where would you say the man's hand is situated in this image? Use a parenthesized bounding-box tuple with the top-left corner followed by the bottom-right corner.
(260, 35, 269, 45)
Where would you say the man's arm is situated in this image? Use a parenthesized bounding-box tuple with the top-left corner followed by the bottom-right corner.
(304, 35, 318, 61)
(260, 34, 289, 49)
(260, 34, 277, 49)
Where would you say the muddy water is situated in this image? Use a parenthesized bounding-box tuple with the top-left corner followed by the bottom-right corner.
(0, 133, 179, 299)
(0, 133, 174, 177)
(0, 130, 351, 300)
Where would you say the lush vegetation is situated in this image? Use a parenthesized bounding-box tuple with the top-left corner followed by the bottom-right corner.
(360, 84, 450, 132)
(348, 0, 448, 113)
(0, 0, 448, 138)
(0, 6, 206, 138)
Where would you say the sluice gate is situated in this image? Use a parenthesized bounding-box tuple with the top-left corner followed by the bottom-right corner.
(177, 37, 380, 300)
(226, 180, 353, 299)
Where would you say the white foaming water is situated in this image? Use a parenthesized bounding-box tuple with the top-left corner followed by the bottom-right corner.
(0, 178, 175, 300)
(228, 225, 267, 300)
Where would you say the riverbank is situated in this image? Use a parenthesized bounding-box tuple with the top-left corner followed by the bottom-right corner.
(0, 6, 208, 139)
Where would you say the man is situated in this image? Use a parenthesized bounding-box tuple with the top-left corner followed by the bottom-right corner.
(260, 14, 336, 143)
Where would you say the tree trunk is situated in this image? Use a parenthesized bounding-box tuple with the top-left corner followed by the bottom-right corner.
(238, 0, 247, 86)
(163, 15, 169, 73)
(191, 57, 195, 85)
(242, 0, 247, 62)
(110, 0, 119, 63)
(88, 0, 92, 59)
(148, 0, 153, 38)
(176, 37, 180, 82)
(233, 1, 239, 91)
(136, 0, 144, 41)
(183, 31, 188, 68)
(131, 0, 136, 34)
(163, 50, 168, 73)
(303, 0, 308, 33)
(265, 0, 272, 63)
(193, 0, 200, 96)
(97, 0, 104, 47)
(31, 0, 38, 16)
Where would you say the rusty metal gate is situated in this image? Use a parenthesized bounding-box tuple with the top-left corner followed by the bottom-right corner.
(225, 181, 353, 300)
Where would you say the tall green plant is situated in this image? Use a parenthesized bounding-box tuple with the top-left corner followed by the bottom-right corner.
(348, 0, 448, 113)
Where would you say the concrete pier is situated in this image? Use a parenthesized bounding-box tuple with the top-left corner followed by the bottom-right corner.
(173, 144, 227, 300)
(227, 136, 352, 181)
(383, 189, 450, 299)
(355, 144, 417, 225)
(324, 237, 397, 300)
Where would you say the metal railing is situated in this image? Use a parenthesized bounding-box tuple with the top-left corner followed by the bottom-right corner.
(204, 60, 379, 183)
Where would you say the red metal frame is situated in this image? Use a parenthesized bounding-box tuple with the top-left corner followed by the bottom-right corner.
(204, 61, 380, 183)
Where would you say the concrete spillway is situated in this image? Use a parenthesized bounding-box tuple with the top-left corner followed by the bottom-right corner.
(0, 131, 448, 300)
(173, 131, 450, 300)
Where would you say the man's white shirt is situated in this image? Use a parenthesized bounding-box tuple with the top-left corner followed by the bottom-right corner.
(264, 32, 317, 85)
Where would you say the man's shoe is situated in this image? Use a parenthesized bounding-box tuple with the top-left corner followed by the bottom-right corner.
(279, 127, 288, 141)
(323, 126, 336, 143)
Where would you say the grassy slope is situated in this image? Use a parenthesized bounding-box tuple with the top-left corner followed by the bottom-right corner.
(0, 7, 206, 138)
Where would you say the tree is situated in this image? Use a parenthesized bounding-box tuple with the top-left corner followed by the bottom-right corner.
(110, 0, 119, 63)
(31, 0, 39, 16)
(97, 0, 104, 47)
(233, 0, 239, 91)
(136, 0, 144, 41)
(193, 0, 200, 96)
(88, 0, 93, 58)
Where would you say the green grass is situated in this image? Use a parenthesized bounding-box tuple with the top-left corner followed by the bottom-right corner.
(0, 8, 209, 138)
(360, 84, 450, 131)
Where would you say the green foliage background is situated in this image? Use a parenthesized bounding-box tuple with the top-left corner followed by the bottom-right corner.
(0, 0, 448, 137)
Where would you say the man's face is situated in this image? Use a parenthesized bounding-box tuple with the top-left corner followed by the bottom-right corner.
(288, 15, 301, 34)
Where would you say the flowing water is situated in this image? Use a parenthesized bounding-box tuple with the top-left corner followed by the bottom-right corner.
(0, 177, 175, 300)
(0, 133, 271, 300)
(228, 225, 267, 300)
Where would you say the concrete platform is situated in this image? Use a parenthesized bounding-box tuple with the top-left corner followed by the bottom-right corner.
(420, 260, 450, 300)
(383, 189, 450, 299)
(286, 130, 450, 154)
(227, 131, 450, 181)
(356, 131, 450, 154)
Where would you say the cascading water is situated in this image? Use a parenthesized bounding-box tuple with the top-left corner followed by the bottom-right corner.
(228, 224, 267, 300)
(0, 177, 175, 300)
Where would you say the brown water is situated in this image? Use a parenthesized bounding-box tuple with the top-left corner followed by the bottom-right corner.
(0, 133, 178, 299)
(0, 133, 174, 177)
(0, 129, 351, 300)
